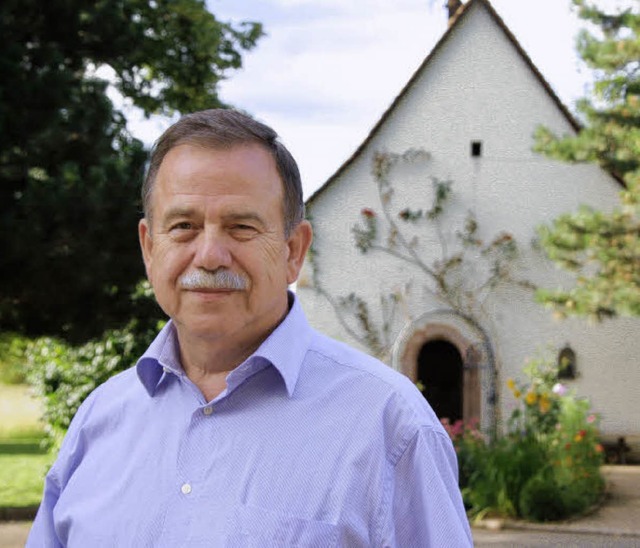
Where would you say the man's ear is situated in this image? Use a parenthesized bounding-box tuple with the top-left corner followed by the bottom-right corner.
(286, 220, 313, 285)
(138, 218, 154, 281)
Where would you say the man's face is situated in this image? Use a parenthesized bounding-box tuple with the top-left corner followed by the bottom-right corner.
(139, 143, 311, 348)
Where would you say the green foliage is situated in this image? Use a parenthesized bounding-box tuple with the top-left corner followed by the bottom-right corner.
(518, 471, 567, 522)
(446, 351, 605, 522)
(353, 208, 378, 253)
(397, 179, 452, 221)
(0, 0, 263, 342)
(534, 0, 640, 320)
(0, 333, 31, 385)
(26, 282, 164, 451)
(454, 428, 548, 518)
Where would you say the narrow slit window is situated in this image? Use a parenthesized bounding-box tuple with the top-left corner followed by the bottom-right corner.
(471, 141, 482, 157)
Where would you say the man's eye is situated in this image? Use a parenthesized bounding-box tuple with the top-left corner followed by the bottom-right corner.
(230, 224, 258, 238)
(170, 222, 193, 231)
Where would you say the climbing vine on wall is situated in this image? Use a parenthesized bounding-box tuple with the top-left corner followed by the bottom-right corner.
(309, 148, 535, 362)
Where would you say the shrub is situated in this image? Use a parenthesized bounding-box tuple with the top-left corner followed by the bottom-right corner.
(26, 281, 163, 451)
(440, 418, 484, 491)
(446, 350, 605, 522)
(0, 333, 31, 385)
(457, 433, 547, 518)
(519, 471, 567, 522)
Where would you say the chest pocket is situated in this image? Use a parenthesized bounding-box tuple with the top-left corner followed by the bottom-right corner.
(224, 504, 339, 548)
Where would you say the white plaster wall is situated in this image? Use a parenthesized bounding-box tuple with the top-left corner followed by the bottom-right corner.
(298, 2, 640, 437)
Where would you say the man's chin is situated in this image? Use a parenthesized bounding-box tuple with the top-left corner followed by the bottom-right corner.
(175, 318, 232, 340)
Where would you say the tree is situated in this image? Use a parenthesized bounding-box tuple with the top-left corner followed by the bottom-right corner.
(534, 0, 640, 320)
(0, 0, 263, 341)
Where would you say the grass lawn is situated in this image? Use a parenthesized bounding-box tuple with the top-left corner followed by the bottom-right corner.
(0, 383, 49, 511)
(0, 451, 49, 508)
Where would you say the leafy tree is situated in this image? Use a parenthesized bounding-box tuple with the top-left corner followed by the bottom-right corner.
(0, 0, 262, 342)
(534, 0, 640, 319)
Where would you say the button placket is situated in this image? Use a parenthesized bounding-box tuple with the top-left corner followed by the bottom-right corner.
(176, 402, 218, 496)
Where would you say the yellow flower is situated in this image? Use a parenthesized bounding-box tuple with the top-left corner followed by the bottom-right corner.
(539, 395, 551, 414)
(525, 391, 537, 405)
(513, 389, 521, 399)
(507, 378, 516, 391)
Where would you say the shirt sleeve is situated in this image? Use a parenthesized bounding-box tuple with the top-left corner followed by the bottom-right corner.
(381, 425, 473, 547)
(26, 465, 63, 547)
(26, 389, 99, 547)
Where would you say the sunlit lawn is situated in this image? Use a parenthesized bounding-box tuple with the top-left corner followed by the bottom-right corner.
(0, 383, 48, 510)
(0, 451, 49, 508)
(0, 384, 43, 436)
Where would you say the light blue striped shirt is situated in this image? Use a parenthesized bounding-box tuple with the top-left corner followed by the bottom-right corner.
(28, 294, 471, 546)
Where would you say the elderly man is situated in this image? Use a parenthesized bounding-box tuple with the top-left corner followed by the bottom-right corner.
(28, 109, 472, 546)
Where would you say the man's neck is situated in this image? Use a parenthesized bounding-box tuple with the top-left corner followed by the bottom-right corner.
(173, 304, 291, 401)
(176, 332, 261, 401)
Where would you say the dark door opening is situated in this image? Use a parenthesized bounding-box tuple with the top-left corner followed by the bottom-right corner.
(417, 339, 463, 422)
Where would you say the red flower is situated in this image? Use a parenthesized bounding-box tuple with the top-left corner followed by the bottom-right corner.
(361, 207, 376, 218)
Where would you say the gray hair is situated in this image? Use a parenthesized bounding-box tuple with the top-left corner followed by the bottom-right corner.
(142, 109, 305, 236)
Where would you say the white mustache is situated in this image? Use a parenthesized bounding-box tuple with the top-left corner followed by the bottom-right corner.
(179, 269, 248, 291)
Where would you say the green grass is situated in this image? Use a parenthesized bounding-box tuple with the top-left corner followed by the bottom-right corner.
(0, 383, 49, 510)
(0, 450, 49, 508)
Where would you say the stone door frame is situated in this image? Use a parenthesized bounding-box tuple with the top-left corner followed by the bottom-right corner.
(391, 309, 497, 432)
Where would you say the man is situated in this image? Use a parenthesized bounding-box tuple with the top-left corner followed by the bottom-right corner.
(28, 109, 472, 546)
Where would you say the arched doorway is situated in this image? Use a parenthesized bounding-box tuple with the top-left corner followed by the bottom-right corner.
(391, 310, 492, 431)
(417, 339, 463, 422)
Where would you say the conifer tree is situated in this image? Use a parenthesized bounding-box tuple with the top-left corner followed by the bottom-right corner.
(534, 0, 640, 319)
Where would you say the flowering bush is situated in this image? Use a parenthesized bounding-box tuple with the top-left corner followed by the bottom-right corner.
(26, 281, 164, 452)
(446, 352, 605, 522)
(440, 418, 484, 490)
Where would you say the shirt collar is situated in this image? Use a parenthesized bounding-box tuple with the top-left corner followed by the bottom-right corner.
(136, 291, 312, 398)
(249, 291, 312, 397)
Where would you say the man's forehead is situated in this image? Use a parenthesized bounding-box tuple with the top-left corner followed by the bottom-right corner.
(146, 141, 285, 222)
(154, 151, 283, 222)
(163, 140, 274, 166)
(158, 143, 279, 184)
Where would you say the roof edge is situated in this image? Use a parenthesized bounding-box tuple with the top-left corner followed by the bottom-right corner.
(306, 0, 596, 206)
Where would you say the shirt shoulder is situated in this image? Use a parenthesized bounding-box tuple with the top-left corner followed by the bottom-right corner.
(304, 330, 446, 462)
(85, 366, 143, 406)
(306, 331, 431, 408)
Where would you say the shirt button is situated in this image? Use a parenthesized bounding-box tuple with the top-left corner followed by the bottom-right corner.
(162, 366, 171, 374)
(203, 406, 213, 416)
(181, 483, 192, 495)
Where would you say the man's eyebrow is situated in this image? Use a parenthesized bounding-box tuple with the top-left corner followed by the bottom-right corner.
(160, 206, 198, 226)
(223, 211, 267, 228)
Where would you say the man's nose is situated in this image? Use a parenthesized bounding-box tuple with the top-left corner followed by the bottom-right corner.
(193, 228, 232, 271)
